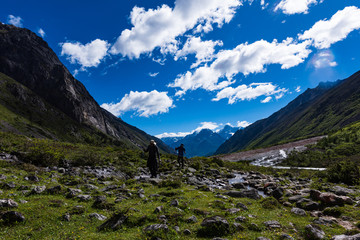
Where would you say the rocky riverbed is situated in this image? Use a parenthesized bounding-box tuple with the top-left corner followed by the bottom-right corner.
(219, 136, 326, 167)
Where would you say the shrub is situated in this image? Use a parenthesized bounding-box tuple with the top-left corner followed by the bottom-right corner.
(326, 160, 360, 185)
(21, 146, 64, 167)
(260, 197, 280, 209)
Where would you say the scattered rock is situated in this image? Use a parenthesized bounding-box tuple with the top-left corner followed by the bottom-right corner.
(154, 206, 164, 213)
(330, 186, 355, 196)
(310, 190, 354, 206)
(186, 215, 198, 223)
(183, 229, 191, 235)
(25, 175, 40, 182)
(31, 185, 46, 194)
(2, 182, 16, 189)
(98, 213, 128, 231)
(271, 187, 284, 199)
(89, 213, 107, 221)
(264, 220, 281, 229)
(66, 188, 82, 198)
(0, 199, 18, 208)
(144, 224, 169, 233)
(233, 222, 245, 231)
(235, 216, 247, 222)
(77, 195, 92, 202)
(47, 185, 62, 194)
(291, 207, 306, 216)
(331, 234, 360, 240)
(236, 202, 248, 210)
(62, 213, 71, 221)
(225, 189, 261, 200)
(304, 224, 325, 240)
(227, 208, 240, 214)
(170, 199, 179, 207)
(1, 211, 25, 224)
(232, 182, 246, 189)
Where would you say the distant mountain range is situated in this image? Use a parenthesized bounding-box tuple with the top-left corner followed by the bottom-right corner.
(216, 70, 360, 155)
(0, 23, 171, 153)
(161, 125, 239, 157)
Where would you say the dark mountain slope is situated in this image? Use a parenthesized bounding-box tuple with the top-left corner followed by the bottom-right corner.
(0, 72, 119, 144)
(216, 71, 360, 154)
(0, 23, 170, 152)
(175, 129, 225, 157)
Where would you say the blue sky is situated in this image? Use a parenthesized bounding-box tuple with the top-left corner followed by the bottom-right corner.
(2, 0, 360, 138)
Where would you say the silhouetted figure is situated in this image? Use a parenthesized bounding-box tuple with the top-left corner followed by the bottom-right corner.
(144, 140, 160, 178)
(175, 144, 186, 168)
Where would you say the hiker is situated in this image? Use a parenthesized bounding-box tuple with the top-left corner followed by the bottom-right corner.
(175, 144, 186, 168)
(144, 140, 160, 178)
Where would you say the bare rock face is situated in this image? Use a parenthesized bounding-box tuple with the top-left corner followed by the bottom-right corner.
(0, 24, 106, 130)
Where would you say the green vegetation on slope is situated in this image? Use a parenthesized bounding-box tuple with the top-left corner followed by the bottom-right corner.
(216, 71, 360, 154)
(282, 120, 360, 168)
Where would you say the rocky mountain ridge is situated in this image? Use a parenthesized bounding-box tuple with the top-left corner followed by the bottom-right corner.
(161, 125, 239, 157)
(0, 23, 170, 152)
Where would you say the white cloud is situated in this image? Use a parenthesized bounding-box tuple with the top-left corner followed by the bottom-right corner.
(156, 121, 219, 138)
(169, 38, 311, 95)
(152, 58, 166, 65)
(237, 121, 251, 128)
(310, 50, 337, 69)
(149, 72, 159, 77)
(60, 39, 110, 68)
(38, 28, 45, 37)
(261, 96, 272, 103)
(275, 92, 285, 100)
(295, 86, 301, 92)
(7, 15, 23, 27)
(274, 0, 320, 15)
(156, 120, 251, 138)
(101, 90, 174, 117)
(155, 131, 191, 138)
(175, 36, 223, 68)
(110, 0, 241, 58)
(212, 83, 287, 104)
(194, 122, 219, 132)
(299, 6, 360, 49)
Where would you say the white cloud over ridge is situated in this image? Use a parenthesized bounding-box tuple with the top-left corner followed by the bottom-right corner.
(274, 0, 321, 15)
(299, 6, 360, 49)
(38, 28, 45, 38)
(61, 39, 110, 68)
(101, 90, 174, 117)
(156, 120, 252, 138)
(237, 121, 251, 128)
(110, 0, 241, 58)
(169, 38, 311, 95)
(7, 15, 23, 27)
(212, 83, 287, 104)
(310, 50, 337, 69)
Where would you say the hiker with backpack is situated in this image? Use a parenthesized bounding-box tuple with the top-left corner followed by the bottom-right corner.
(175, 144, 186, 168)
(144, 140, 160, 178)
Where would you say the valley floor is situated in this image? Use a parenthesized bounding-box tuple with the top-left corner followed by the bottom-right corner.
(0, 154, 360, 240)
